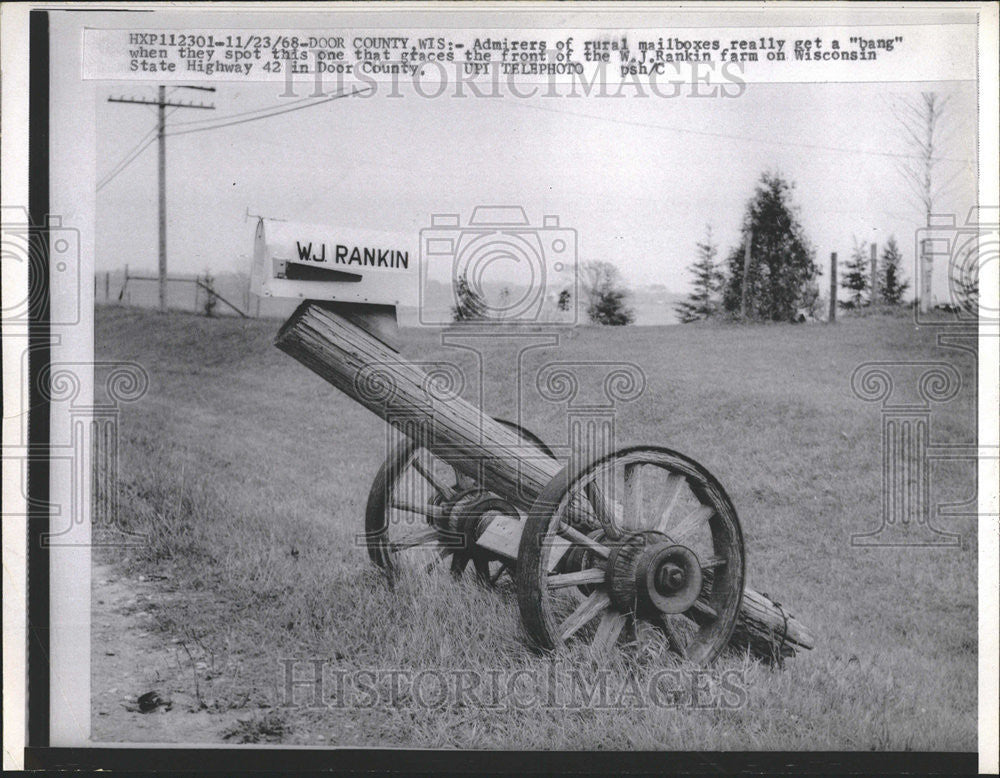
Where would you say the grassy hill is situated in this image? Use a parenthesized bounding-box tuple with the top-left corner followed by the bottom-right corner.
(93, 306, 977, 748)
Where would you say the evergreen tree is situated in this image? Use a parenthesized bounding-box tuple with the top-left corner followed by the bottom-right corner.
(721, 172, 818, 321)
(879, 236, 909, 305)
(675, 225, 722, 323)
(451, 272, 489, 321)
(590, 288, 633, 325)
(557, 289, 572, 312)
(839, 238, 870, 310)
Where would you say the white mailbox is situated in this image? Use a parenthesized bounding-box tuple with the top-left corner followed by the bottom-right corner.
(251, 217, 417, 306)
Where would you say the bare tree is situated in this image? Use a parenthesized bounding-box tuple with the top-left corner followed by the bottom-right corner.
(892, 92, 968, 312)
(581, 261, 634, 325)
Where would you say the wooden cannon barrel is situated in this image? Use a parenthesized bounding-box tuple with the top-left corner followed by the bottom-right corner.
(275, 301, 563, 513)
(276, 301, 815, 659)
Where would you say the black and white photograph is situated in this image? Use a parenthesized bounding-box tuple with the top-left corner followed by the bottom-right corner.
(2, 2, 998, 771)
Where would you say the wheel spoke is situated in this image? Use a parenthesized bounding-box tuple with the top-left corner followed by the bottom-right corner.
(668, 504, 714, 541)
(688, 599, 718, 620)
(412, 454, 454, 499)
(623, 463, 644, 530)
(701, 556, 727, 571)
(545, 535, 573, 571)
(424, 545, 453, 573)
(559, 590, 611, 641)
(584, 480, 618, 531)
(389, 526, 441, 552)
(591, 609, 627, 654)
(558, 523, 611, 559)
(659, 615, 688, 659)
(392, 501, 446, 522)
(473, 556, 492, 582)
(490, 563, 508, 585)
(547, 568, 607, 589)
(450, 553, 470, 576)
(652, 473, 686, 533)
(564, 492, 607, 530)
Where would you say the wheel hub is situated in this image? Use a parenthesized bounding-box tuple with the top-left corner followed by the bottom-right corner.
(640, 544, 703, 614)
(439, 488, 517, 553)
(655, 562, 686, 595)
(606, 531, 703, 615)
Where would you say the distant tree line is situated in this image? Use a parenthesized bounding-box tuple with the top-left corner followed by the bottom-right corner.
(451, 170, 914, 327)
(675, 170, 911, 324)
(451, 261, 635, 326)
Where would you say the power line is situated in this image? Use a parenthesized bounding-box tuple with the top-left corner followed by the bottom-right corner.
(97, 135, 157, 191)
(167, 89, 342, 128)
(97, 105, 194, 190)
(164, 86, 371, 138)
(98, 87, 371, 190)
(98, 113, 167, 190)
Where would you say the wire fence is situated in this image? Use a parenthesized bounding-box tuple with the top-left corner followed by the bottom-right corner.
(94, 270, 300, 319)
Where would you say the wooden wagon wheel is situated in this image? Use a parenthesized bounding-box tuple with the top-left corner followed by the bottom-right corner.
(516, 446, 745, 665)
(364, 418, 554, 585)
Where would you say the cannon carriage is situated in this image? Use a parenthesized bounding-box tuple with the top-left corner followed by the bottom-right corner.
(256, 216, 814, 664)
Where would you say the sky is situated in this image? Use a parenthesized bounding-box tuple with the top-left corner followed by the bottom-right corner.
(95, 64, 977, 302)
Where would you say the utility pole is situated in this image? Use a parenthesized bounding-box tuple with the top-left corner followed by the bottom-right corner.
(829, 252, 837, 323)
(157, 86, 167, 312)
(108, 86, 215, 312)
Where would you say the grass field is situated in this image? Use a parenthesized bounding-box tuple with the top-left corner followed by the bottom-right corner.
(92, 305, 977, 749)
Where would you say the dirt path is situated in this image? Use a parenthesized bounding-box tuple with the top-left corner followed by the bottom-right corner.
(91, 562, 252, 744)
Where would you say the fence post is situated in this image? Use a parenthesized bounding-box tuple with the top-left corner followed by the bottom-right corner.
(105, 272, 110, 302)
(828, 252, 837, 323)
(870, 242, 879, 305)
(919, 238, 932, 313)
(119, 265, 129, 303)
